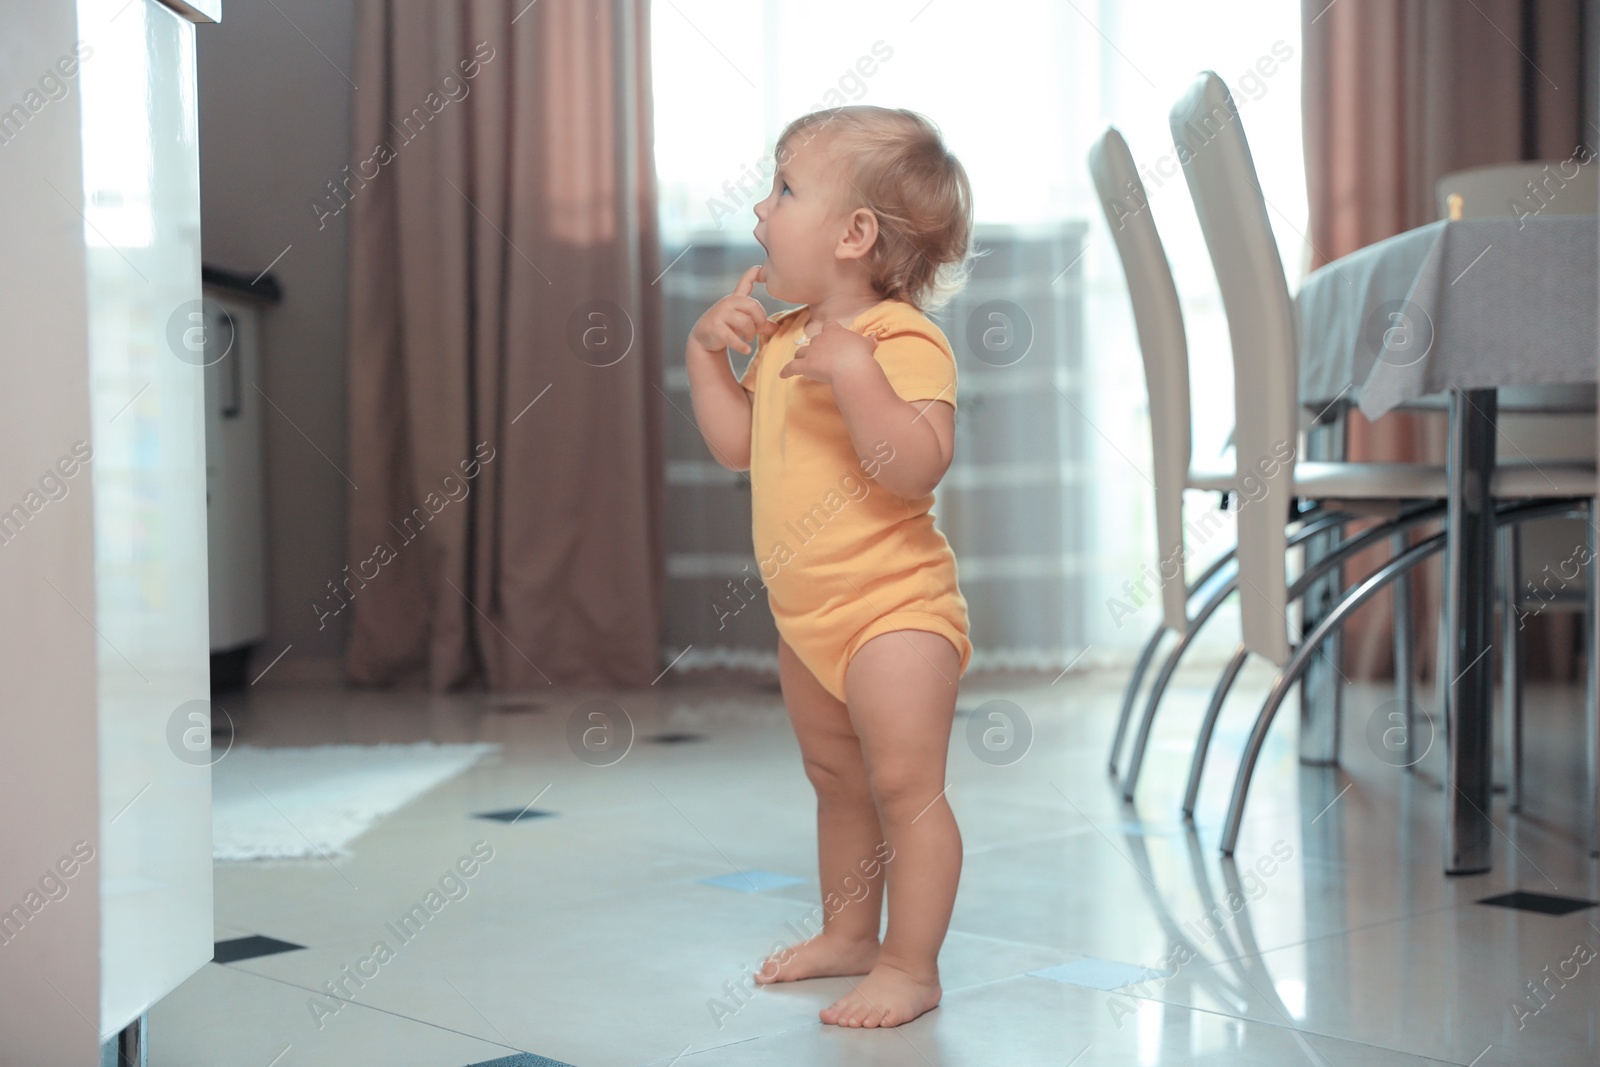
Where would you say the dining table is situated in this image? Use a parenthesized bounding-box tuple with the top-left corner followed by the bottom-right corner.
(1294, 213, 1598, 875)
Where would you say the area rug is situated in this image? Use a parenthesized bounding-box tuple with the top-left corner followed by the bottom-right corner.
(211, 741, 500, 861)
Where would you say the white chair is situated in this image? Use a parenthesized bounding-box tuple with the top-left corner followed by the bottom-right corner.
(1090, 119, 1451, 808)
(1090, 126, 1480, 805)
(1087, 128, 1237, 780)
(1090, 128, 1394, 803)
(1166, 71, 1599, 856)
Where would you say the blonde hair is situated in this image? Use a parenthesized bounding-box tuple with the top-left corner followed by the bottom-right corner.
(776, 106, 978, 314)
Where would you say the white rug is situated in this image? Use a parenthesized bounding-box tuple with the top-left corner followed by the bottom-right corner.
(211, 741, 500, 861)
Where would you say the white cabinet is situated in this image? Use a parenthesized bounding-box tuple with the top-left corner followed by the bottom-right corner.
(0, 1, 219, 1063)
(200, 275, 274, 669)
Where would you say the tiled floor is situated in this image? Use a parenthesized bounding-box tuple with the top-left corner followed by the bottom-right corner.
(149, 659, 1600, 1065)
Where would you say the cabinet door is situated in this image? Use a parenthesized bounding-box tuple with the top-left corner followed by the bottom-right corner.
(83, 0, 216, 1043)
(0, 1, 217, 1062)
(202, 292, 269, 652)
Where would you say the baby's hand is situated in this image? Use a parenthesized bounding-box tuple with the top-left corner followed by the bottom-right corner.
(689, 265, 777, 355)
(779, 319, 877, 387)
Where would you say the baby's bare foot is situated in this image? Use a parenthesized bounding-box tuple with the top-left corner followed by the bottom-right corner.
(819, 960, 942, 1028)
(754, 932, 880, 985)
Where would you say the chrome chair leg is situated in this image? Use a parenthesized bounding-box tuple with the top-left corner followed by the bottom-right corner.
(1499, 523, 1523, 810)
(1437, 577, 1451, 754)
(1182, 642, 1249, 818)
(1111, 550, 1241, 775)
(1220, 530, 1451, 855)
(1120, 512, 1351, 801)
(1182, 506, 1443, 818)
(1122, 574, 1237, 800)
(1392, 529, 1415, 772)
(1298, 519, 1345, 768)
(1217, 499, 1585, 856)
(1587, 499, 1599, 857)
(1111, 622, 1171, 776)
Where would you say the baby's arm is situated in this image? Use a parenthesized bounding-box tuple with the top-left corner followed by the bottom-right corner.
(832, 356, 954, 499)
(686, 266, 772, 471)
(686, 334, 754, 471)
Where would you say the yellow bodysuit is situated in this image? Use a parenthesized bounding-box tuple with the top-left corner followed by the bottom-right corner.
(740, 297, 973, 704)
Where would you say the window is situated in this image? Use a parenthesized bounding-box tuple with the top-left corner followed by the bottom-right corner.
(655, 0, 1307, 666)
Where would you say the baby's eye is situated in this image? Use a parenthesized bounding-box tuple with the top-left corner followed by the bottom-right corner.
(779, 182, 791, 196)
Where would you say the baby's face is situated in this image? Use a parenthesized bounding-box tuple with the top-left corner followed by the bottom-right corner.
(751, 135, 853, 304)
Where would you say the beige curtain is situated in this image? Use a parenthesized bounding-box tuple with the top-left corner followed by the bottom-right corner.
(342, 0, 664, 691)
(1302, 0, 1589, 680)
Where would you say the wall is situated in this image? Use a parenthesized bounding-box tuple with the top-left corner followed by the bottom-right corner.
(196, 0, 356, 680)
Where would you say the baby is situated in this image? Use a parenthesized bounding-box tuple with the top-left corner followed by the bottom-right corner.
(685, 105, 976, 1029)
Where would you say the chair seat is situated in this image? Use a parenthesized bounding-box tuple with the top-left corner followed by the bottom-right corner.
(1187, 459, 1597, 502)
(1186, 462, 1234, 493)
(1293, 460, 1448, 498)
(1492, 460, 1597, 497)
(1336, 384, 1598, 415)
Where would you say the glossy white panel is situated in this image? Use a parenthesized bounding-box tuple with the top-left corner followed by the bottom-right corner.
(0, 4, 105, 1062)
(75, 0, 214, 1037)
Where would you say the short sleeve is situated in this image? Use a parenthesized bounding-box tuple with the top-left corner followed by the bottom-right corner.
(868, 320, 957, 412)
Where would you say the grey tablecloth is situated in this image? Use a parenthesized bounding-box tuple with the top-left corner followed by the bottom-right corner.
(1296, 216, 1598, 418)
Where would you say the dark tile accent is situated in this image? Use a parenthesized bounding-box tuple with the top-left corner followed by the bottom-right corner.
(213, 935, 305, 964)
(1477, 891, 1599, 916)
(645, 732, 705, 744)
(465, 1054, 577, 1067)
(473, 808, 556, 823)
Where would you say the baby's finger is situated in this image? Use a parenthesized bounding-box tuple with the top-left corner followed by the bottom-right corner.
(732, 264, 763, 299)
(721, 325, 751, 355)
(739, 296, 771, 327)
(726, 307, 760, 342)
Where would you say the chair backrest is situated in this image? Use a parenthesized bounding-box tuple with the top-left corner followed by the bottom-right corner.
(1169, 71, 1296, 666)
(1436, 160, 1599, 220)
(1088, 127, 1194, 632)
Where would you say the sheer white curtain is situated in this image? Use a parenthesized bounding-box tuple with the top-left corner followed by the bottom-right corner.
(654, 0, 1307, 677)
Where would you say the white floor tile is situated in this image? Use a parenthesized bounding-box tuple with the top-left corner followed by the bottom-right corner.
(146, 667, 1600, 1065)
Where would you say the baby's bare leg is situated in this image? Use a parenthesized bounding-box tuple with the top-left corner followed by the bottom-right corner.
(821, 628, 960, 1029)
(754, 636, 886, 984)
